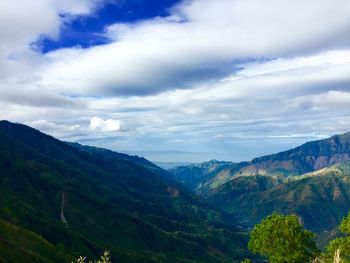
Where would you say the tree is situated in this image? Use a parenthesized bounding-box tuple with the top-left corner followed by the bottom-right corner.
(328, 212, 350, 258)
(248, 213, 319, 263)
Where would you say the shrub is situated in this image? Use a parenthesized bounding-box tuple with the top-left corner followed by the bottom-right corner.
(73, 251, 111, 263)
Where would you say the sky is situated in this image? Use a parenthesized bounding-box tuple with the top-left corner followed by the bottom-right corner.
(1, 0, 350, 162)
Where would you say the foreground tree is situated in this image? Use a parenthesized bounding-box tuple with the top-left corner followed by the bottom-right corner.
(248, 213, 319, 263)
(327, 212, 350, 259)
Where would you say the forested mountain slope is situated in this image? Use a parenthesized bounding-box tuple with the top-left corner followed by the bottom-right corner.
(207, 163, 350, 244)
(169, 132, 350, 193)
(0, 120, 250, 263)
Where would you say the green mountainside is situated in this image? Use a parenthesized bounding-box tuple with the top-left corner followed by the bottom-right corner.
(207, 164, 350, 233)
(0, 219, 69, 263)
(168, 160, 234, 191)
(207, 163, 350, 245)
(168, 133, 350, 245)
(0, 120, 250, 262)
(169, 132, 350, 193)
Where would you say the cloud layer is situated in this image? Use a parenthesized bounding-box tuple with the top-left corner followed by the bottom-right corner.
(1, 0, 350, 161)
(37, 0, 350, 96)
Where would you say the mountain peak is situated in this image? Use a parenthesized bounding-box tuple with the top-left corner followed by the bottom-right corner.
(0, 119, 25, 127)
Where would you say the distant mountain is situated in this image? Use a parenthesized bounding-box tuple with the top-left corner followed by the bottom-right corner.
(68, 142, 163, 172)
(155, 162, 194, 170)
(170, 132, 350, 193)
(168, 160, 234, 191)
(0, 120, 250, 262)
(166, 132, 350, 246)
(207, 163, 350, 245)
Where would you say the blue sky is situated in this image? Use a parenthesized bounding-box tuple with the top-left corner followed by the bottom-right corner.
(40, 0, 181, 52)
(1, 0, 350, 162)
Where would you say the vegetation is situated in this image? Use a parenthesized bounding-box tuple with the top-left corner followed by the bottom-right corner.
(0, 120, 251, 262)
(327, 212, 350, 260)
(247, 213, 319, 263)
(242, 212, 350, 263)
(207, 163, 350, 246)
(73, 251, 111, 263)
(170, 131, 350, 193)
(169, 132, 350, 247)
(0, 219, 69, 263)
(74, 213, 350, 263)
(168, 160, 235, 191)
(2, 121, 350, 262)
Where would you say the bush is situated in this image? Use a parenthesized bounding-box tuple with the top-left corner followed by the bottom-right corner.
(73, 251, 111, 263)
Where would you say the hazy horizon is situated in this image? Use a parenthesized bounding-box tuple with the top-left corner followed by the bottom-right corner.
(77, 133, 331, 163)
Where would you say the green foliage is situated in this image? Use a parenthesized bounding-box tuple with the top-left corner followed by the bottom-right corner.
(73, 251, 111, 263)
(327, 212, 350, 259)
(240, 259, 252, 263)
(208, 162, 350, 245)
(174, 131, 350, 246)
(248, 213, 319, 263)
(340, 213, 350, 234)
(0, 121, 250, 262)
(0, 219, 69, 263)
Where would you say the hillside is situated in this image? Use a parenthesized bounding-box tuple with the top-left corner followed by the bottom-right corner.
(168, 160, 235, 191)
(0, 120, 250, 262)
(207, 163, 350, 244)
(169, 132, 350, 193)
(166, 132, 350, 245)
(0, 219, 69, 263)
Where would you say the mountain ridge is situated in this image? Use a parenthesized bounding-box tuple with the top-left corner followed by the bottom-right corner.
(0, 120, 251, 262)
(167, 131, 350, 245)
(169, 131, 350, 193)
(207, 162, 350, 241)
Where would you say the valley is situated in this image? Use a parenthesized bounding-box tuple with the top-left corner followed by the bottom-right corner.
(2, 120, 350, 262)
(0, 121, 251, 262)
(169, 132, 350, 246)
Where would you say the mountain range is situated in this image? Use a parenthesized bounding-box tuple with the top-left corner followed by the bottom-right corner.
(171, 132, 350, 193)
(0, 120, 251, 263)
(3, 120, 350, 262)
(169, 132, 350, 245)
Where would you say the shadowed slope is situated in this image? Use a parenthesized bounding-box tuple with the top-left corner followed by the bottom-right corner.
(0, 120, 250, 262)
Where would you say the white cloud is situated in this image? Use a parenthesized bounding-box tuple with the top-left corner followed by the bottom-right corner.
(90, 117, 122, 132)
(25, 119, 83, 139)
(0, 0, 103, 110)
(55, 0, 102, 15)
(1, 0, 350, 161)
(313, 91, 350, 109)
(0, 0, 101, 59)
(34, 0, 350, 96)
(290, 91, 350, 110)
(0, 83, 84, 108)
